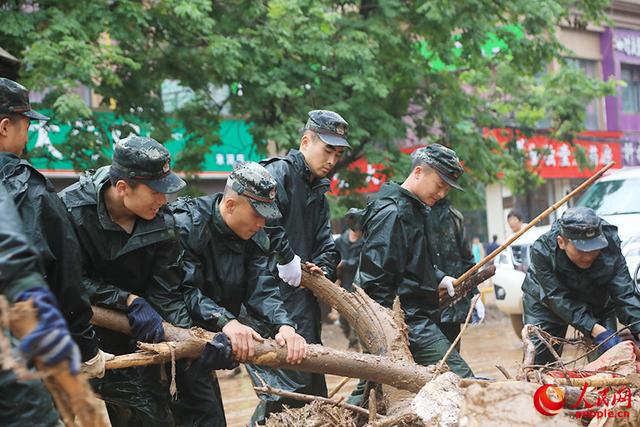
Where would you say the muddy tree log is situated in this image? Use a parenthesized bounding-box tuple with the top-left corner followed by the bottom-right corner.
(299, 269, 413, 361)
(92, 266, 438, 421)
(299, 268, 421, 413)
(91, 306, 435, 393)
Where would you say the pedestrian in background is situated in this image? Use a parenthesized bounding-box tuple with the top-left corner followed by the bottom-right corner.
(471, 237, 484, 264)
(485, 234, 500, 257)
(507, 210, 527, 235)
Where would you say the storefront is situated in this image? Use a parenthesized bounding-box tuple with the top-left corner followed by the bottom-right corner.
(484, 129, 625, 243)
(25, 112, 263, 193)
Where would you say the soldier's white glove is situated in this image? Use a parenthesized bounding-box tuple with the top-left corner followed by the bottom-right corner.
(277, 255, 302, 287)
(80, 349, 115, 379)
(472, 299, 485, 325)
(438, 276, 456, 297)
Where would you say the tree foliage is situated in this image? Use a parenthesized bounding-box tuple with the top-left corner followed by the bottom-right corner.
(0, 0, 617, 209)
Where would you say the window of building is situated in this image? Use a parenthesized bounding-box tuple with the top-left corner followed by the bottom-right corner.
(161, 80, 231, 115)
(565, 57, 603, 129)
(621, 63, 640, 114)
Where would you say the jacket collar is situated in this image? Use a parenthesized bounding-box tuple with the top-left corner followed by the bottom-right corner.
(0, 153, 26, 194)
(211, 194, 238, 239)
(0, 152, 21, 176)
(0, 153, 54, 195)
(379, 182, 429, 212)
(286, 149, 331, 190)
(94, 168, 122, 231)
(287, 149, 312, 181)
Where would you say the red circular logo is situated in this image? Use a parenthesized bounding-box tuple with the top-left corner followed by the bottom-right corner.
(533, 384, 565, 416)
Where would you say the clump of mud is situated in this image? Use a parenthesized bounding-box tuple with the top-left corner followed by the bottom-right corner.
(412, 372, 463, 426)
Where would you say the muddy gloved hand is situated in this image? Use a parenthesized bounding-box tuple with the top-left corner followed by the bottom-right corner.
(80, 349, 115, 379)
(126, 297, 165, 343)
(278, 254, 302, 287)
(472, 299, 485, 325)
(594, 329, 621, 351)
(15, 287, 81, 374)
(192, 333, 238, 372)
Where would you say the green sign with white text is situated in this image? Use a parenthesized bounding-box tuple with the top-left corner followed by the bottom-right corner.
(26, 112, 262, 177)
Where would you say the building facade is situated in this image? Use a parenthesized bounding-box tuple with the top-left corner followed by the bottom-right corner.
(485, 0, 640, 242)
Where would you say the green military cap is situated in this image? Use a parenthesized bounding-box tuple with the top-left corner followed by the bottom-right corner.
(229, 162, 282, 220)
(304, 109, 350, 148)
(111, 135, 186, 194)
(411, 144, 464, 191)
(559, 207, 608, 252)
(0, 78, 49, 121)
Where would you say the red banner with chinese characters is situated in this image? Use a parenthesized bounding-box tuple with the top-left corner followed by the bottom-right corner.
(487, 129, 623, 179)
(330, 157, 386, 195)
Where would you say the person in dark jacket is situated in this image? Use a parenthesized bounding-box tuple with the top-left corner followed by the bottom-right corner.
(334, 208, 364, 350)
(522, 207, 640, 365)
(355, 144, 474, 378)
(485, 235, 500, 259)
(428, 198, 484, 351)
(0, 77, 104, 377)
(0, 181, 82, 427)
(59, 135, 234, 427)
(248, 110, 346, 424)
(171, 161, 307, 426)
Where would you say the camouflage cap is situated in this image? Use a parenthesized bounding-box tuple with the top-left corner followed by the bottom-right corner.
(229, 162, 282, 220)
(304, 110, 350, 148)
(111, 135, 186, 194)
(0, 78, 49, 121)
(559, 207, 608, 252)
(412, 144, 464, 191)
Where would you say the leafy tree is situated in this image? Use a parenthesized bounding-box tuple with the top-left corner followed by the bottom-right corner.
(0, 0, 617, 211)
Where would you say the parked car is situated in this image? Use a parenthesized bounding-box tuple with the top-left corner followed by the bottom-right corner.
(493, 167, 640, 337)
(493, 225, 550, 336)
(578, 167, 640, 293)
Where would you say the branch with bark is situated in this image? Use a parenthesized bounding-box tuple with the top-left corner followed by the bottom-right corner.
(91, 305, 434, 393)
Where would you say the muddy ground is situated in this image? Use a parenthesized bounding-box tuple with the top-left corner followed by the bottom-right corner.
(217, 295, 542, 427)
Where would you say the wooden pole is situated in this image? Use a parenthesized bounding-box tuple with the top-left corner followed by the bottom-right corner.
(453, 161, 615, 286)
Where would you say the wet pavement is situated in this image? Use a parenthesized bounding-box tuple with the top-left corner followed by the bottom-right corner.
(218, 301, 527, 426)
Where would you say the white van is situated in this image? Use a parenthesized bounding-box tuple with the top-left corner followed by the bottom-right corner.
(492, 167, 640, 337)
(492, 225, 550, 336)
(577, 167, 640, 290)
